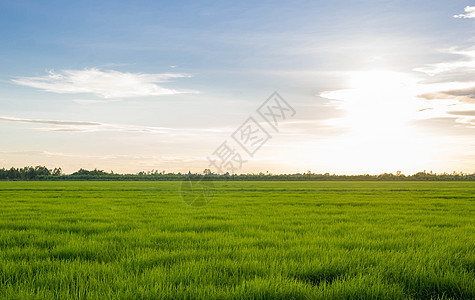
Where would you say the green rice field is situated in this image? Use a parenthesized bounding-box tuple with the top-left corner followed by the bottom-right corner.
(0, 181, 473, 299)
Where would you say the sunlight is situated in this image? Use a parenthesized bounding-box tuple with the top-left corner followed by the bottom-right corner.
(319, 70, 432, 173)
(323, 70, 421, 135)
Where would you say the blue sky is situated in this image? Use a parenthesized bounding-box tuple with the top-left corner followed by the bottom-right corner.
(0, 0, 474, 174)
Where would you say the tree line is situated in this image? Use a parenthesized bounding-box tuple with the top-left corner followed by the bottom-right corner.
(0, 166, 473, 181)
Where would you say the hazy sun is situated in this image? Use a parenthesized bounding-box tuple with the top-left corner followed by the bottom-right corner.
(326, 70, 421, 134)
(319, 70, 431, 174)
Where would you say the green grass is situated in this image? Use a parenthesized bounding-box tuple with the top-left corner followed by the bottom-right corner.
(0, 181, 473, 299)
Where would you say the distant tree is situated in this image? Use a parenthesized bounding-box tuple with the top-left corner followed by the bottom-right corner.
(52, 168, 62, 176)
(34, 166, 51, 176)
(7, 167, 20, 179)
(0, 166, 473, 181)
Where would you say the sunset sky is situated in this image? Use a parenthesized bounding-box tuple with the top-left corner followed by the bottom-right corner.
(0, 1, 474, 175)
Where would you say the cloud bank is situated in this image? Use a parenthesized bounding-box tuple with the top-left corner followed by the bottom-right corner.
(415, 46, 475, 107)
(414, 47, 475, 80)
(12, 68, 195, 98)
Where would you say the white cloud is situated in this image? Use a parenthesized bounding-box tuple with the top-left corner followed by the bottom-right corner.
(72, 99, 122, 105)
(0, 116, 101, 126)
(0, 115, 230, 136)
(414, 46, 475, 110)
(414, 47, 475, 78)
(454, 6, 475, 19)
(12, 68, 196, 98)
(0, 116, 171, 133)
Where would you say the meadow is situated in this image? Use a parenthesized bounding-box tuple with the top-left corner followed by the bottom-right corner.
(0, 181, 473, 299)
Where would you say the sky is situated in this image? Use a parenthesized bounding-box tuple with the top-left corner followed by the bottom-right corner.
(0, 0, 474, 175)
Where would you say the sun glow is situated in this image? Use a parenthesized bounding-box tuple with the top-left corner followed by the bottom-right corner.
(318, 70, 433, 174)
(324, 70, 422, 134)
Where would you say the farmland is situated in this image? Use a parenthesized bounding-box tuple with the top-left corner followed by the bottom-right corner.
(0, 181, 473, 299)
